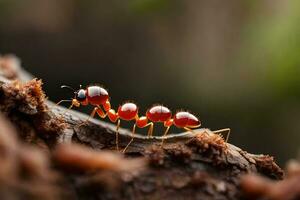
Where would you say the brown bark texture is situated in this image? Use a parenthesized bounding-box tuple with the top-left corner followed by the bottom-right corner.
(0, 54, 296, 200)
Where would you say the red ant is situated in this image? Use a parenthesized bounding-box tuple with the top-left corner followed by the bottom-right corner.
(57, 85, 230, 153)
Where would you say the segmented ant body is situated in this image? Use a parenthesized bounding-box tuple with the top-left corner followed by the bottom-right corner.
(57, 85, 229, 153)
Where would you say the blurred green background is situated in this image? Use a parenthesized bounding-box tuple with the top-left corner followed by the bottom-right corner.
(0, 0, 300, 166)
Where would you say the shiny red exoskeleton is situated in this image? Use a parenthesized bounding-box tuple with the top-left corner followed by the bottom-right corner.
(173, 111, 201, 128)
(57, 84, 221, 153)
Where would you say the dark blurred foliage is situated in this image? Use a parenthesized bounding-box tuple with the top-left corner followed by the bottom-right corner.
(0, 0, 299, 165)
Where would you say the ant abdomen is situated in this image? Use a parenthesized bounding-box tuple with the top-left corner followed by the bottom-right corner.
(146, 105, 172, 122)
(173, 112, 201, 128)
(86, 86, 109, 105)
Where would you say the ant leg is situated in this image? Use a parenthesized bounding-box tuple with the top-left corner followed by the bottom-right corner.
(146, 122, 154, 138)
(78, 106, 98, 126)
(107, 109, 120, 151)
(62, 103, 74, 115)
(135, 116, 153, 138)
(122, 124, 136, 153)
(103, 100, 111, 112)
(115, 119, 120, 151)
(122, 116, 153, 153)
(160, 126, 171, 147)
(56, 99, 80, 115)
(108, 109, 118, 122)
(55, 99, 72, 106)
(79, 106, 107, 126)
(213, 128, 231, 142)
(85, 107, 97, 122)
(89, 106, 107, 120)
(184, 127, 195, 134)
(53, 100, 75, 115)
(184, 127, 211, 137)
(160, 119, 173, 147)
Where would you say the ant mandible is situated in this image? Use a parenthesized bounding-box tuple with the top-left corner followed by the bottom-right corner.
(57, 85, 230, 153)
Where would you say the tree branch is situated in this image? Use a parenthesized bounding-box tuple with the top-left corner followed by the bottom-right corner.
(0, 55, 284, 200)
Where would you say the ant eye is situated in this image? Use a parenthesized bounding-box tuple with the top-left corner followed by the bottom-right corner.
(76, 89, 86, 101)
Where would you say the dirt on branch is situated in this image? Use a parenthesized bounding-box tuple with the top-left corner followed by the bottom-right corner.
(0, 54, 296, 200)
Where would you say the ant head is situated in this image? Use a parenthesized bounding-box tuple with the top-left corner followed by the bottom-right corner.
(73, 84, 86, 102)
(75, 88, 86, 102)
(60, 85, 85, 107)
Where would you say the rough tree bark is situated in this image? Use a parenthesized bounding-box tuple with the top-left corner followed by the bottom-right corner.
(0, 55, 292, 200)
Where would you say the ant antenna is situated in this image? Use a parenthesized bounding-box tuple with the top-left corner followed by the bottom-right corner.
(61, 85, 75, 92)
